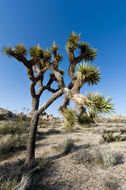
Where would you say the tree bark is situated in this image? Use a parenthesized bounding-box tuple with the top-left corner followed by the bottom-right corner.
(25, 88, 65, 167)
(32, 96, 39, 112)
(25, 111, 39, 166)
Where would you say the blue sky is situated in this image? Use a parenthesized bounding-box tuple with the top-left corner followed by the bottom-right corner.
(0, 0, 126, 116)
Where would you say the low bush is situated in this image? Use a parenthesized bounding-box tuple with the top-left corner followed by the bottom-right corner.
(72, 149, 93, 165)
(101, 131, 120, 143)
(0, 178, 18, 190)
(0, 119, 29, 135)
(76, 113, 93, 125)
(104, 179, 120, 190)
(0, 134, 27, 160)
(55, 138, 75, 155)
(72, 145, 124, 167)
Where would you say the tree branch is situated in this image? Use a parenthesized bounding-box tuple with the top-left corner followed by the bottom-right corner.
(37, 88, 65, 115)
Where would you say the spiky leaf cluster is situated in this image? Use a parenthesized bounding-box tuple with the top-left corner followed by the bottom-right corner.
(43, 49, 51, 61)
(63, 108, 76, 122)
(78, 42, 97, 61)
(51, 41, 59, 55)
(66, 32, 80, 51)
(76, 62, 100, 85)
(14, 44, 27, 55)
(66, 32, 97, 62)
(63, 108, 76, 131)
(3, 46, 14, 57)
(87, 93, 114, 117)
(3, 44, 27, 57)
(29, 46, 44, 59)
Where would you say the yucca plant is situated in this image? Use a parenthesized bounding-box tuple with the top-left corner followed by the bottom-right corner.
(3, 44, 27, 57)
(78, 42, 97, 61)
(76, 62, 100, 85)
(76, 112, 93, 125)
(63, 108, 76, 131)
(29, 45, 44, 59)
(66, 32, 80, 51)
(87, 93, 114, 118)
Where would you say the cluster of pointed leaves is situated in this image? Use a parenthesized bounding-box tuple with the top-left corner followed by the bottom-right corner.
(3, 44, 27, 57)
(86, 93, 114, 117)
(63, 108, 76, 131)
(63, 108, 76, 122)
(76, 62, 100, 85)
(66, 32, 97, 62)
(50, 42, 59, 54)
(3, 43, 62, 63)
(66, 32, 80, 51)
(29, 46, 44, 59)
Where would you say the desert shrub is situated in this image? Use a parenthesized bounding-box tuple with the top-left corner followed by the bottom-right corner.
(101, 131, 120, 143)
(56, 139, 75, 155)
(76, 113, 93, 125)
(63, 139, 75, 154)
(0, 119, 29, 135)
(72, 145, 124, 167)
(37, 158, 53, 170)
(38, 119, 50, 126)
(104, 179, 120, 190)
(72, 149, 93, 165)
(0, 134, 27, 160)
(0, 178, 18, 190)
(93, 146, 124, 167)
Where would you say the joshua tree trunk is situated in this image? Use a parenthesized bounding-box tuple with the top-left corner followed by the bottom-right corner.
(25, 111, 39, 166)
(32, 96, 40, 112)
(25, 89, 65, 167)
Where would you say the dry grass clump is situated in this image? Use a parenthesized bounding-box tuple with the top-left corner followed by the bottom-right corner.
(0, 134, 27, 160)
(93, 146, 124, 167)
(55, 138, 75, 155)
(72, 149, 93, 165)
(0, 178, 18, 190)
(0, 118, 29, 160)
(0, 159, 24, 190)
(72, 145, 124, 167)
(0, 119, 29, 135)
(104, 178, 120, 190)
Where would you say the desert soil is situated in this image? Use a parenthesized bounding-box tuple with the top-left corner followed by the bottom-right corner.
(1, 120, 126, 190)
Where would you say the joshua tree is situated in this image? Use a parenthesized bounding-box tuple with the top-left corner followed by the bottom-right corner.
(4, 32, 113, 166)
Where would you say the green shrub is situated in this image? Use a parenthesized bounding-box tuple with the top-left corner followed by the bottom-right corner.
(101, 131, 120, 143)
